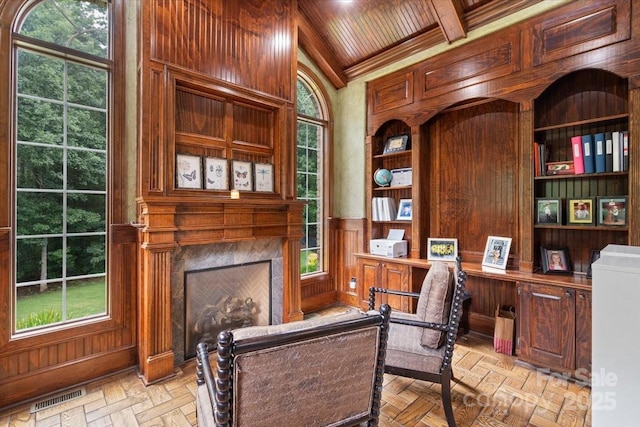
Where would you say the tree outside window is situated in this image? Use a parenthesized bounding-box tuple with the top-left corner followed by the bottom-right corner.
(14, 0, 110, 331)
(297, 73, 327, 276)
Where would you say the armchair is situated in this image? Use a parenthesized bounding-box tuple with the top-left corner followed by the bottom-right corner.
(368, 258, 467, 427)
(195, 305, 391, 427)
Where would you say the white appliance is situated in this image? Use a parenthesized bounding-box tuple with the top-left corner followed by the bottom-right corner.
(370, 229, 407, 258)
(592, 244, 640, 426)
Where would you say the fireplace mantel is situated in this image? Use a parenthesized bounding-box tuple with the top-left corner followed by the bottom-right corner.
(136, 196, 305, 384)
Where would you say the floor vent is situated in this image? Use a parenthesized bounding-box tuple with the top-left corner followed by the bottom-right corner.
(30, 387, 86, 413)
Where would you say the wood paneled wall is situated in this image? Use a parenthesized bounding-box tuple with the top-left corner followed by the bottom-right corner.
(150, 0, 295, 101)
(363, 0, 640, 335)
(136, 0, 302, 384)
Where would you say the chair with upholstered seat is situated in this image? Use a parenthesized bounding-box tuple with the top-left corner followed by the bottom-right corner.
(368, 258, 467, 427)
(195, 304, 391, 427)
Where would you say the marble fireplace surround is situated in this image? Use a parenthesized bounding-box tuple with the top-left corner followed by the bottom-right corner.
(171, 239, 284, 364)
(136, 198, 304, 383)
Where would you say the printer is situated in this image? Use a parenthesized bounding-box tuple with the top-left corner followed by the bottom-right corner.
(370, 229, 408, 258)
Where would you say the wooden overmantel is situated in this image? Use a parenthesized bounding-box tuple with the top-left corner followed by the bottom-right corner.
(136, 196, 305, 384)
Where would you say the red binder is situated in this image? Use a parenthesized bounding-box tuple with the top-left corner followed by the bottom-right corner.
(571, 135, 585, 174)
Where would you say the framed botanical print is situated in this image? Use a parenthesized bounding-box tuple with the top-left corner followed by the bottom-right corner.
(254, 163, 274, 192)
(232, 160, 253, 191)
(176, 154, 202, 189)
(427, 238, 458, 262)
(204, 157, 228, 190)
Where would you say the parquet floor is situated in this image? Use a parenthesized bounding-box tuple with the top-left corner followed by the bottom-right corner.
(0, 306, 591, 427)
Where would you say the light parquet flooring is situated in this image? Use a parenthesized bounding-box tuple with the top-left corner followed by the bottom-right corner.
(0, 307, 591, 427)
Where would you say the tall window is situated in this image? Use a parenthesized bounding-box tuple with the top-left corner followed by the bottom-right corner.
(13, 0, 110, 332)
(297, 72, 329, 276)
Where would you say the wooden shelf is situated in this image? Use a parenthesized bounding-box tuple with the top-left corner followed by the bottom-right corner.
(534, 224, 628, 231)
(533, 113, 628, 132)
(373, 185, 411, 191)
(534, 171, 628, 180)
(373, 149, 411, 159)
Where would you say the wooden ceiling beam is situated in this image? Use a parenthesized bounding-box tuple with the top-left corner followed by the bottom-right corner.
(426, 0, 467, 43)
(297, 11, 348, 89)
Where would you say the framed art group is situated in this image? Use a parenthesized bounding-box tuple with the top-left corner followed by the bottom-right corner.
(535, 196, 627, 226)
(176, 154, 274, 193)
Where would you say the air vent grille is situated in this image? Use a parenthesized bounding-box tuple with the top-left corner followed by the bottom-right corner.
(30, 387, 86, 413)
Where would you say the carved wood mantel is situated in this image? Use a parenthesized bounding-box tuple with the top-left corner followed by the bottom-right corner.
(136, 196, 304, 384)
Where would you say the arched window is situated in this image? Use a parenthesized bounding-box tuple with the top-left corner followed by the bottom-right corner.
(13, 0, 111, 332)
(297, 69, 330, 276)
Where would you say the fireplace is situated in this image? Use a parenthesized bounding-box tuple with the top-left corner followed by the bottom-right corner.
(171, 238, 284, 364)
(184, 261, 271, 358)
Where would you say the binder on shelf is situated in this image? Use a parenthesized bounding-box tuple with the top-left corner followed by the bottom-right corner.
(594, 132, 606, 173)
(612, 131, 621, 172)
(533, 142, 541, 177)
(571, 135, 585, 174)
(582, 134, 595, 174)
(372, 197, 397, 222)
(622, 131, 629, 171)
(605, 131, 613, 172)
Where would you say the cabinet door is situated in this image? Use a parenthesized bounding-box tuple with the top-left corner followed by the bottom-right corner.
(358, 257, 381, 309)
(518, 282, 576, 371)
(380, 261, 410, 312)
(575, 290, 592, 375)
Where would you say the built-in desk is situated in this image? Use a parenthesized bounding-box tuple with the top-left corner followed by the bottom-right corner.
(355, 253, 592, 375)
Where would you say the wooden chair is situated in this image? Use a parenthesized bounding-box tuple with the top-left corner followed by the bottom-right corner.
(195, 305, 391, 427)
(368, 258, 467, 427)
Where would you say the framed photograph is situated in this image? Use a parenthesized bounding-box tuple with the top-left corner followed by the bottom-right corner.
(254, 163, 274, 192)
(597, 196, 627, 226)
(204, 157, 228, 190)
(567, 198, 595, 225)
(390, 167, 412, 187)
(383, 134, 409, 154)
(540, 247, 572, 274)
(482, 236, 512, 270)
(232, 160, 253, 191)
(586, 249, 601, 279)
(396, 199, 412, 220)
(535, 198, 562, 225)
(427, 238, 458, 262)
(176, 154, 202, 189)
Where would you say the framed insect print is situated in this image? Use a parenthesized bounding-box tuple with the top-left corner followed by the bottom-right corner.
(204, 157, 228, 190)
(176, 154, 202, 189)
(232, 160, 253, 191)
(254, 162, 274, 192)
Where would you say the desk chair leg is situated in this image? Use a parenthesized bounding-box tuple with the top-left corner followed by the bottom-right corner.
(441, 367, 457, 427)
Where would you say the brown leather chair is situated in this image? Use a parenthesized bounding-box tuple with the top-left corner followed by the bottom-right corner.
(196, 305, 391, 427)
(369, 258, 467, 427)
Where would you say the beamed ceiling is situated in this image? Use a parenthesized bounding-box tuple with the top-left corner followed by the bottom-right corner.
(297, 0, 547, 88)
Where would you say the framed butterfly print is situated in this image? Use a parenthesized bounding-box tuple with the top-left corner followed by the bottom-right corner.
(176, 154, 202, 189)
(204, 157, 229, 190)
(232, 160, 253, 191)
(254, 162, 274, 192)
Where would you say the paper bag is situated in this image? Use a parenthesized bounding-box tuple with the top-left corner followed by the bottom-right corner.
(493, 305, 516, 355)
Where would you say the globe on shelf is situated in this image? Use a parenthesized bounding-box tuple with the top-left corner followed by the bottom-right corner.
(373, 168, 392, 187)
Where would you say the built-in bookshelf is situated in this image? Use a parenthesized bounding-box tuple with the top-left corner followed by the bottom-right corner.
(533, 69, 629, 275)
(368, 119, 413, 251)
